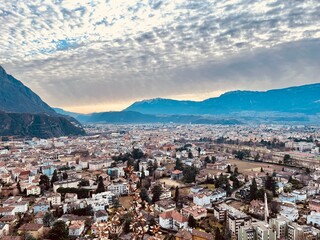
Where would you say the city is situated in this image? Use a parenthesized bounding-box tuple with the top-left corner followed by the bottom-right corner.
(0, 124, 319, 239)
(1, 0, 320, 239)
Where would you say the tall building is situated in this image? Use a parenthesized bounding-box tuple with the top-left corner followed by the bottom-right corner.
(269, 216, 290, 239)
(238, 221, 276, 240)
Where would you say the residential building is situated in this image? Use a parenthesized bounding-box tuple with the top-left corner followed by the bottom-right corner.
(94, 210, 108, 222)
(181, 205, 207, 220)
(175, 228, 214, 240)
(171, 170, 183, 180)
(18, 223, 44, 239)
(159, 210, 188, 231)
(33, 200, 50, 214)
(269, 216, 290, 239)
(26, 185, 41, 196)
(0, 222, 9, 238)
(69, 220, 85, 237)
(53, 179, 80, 192)
(155, 199, 176, 213)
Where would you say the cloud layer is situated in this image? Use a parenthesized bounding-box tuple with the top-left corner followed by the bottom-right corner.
(1, 0, 320, 112)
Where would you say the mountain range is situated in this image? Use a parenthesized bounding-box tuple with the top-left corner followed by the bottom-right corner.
(125, 83, 320, 115)
(1, 64, 319, 129)
(71, 110, 241, 125)
(0, 66, 85, 138)
(56, 83, 320, 125)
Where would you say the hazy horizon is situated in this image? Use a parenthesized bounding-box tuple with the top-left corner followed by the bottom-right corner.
(1, 0, 320, 113)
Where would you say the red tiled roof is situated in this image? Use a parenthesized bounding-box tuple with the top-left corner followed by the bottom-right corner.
(18, 223, 43, 231)
(159, 210, 187, 223)
(192, 229, 214, 240)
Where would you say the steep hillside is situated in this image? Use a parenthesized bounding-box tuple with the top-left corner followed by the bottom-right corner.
(0, 111, 85, 138)
(0, 66, 85, 137)
(0, 66, 55, 114)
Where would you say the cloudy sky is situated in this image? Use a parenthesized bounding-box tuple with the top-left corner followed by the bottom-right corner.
(1, 0, 320, 113)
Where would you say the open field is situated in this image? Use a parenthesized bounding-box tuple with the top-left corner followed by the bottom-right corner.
(119, 195, 133, 209)
(228, 158, 290, 174)
(158, 178, 184, 187)
(199, 184, 215, 191)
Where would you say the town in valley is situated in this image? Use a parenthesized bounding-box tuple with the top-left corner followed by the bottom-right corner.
(0, 123, 320, 240)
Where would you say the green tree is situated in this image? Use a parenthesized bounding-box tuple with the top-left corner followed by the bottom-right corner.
(250, 178, 258, 200)
(215, 228, 222, 240)
(283, 154, 291, 165)
(112, 197, 121, 210)
(226, 165, 232, 173)
(141, 167, 146, 179)
(174, 158, 184, 171)
(215, 173, 225, 188)
(173, 186, 179, 203)
(43, 212, 55, 227)
(121, 213, 132, 234)
(134, 160, 140, 172)
(265, 175, 276, 196)
(147, 160, 155, 174)
(132, 148, 144, 159)
(153, 160, 158, 171)
(51, 170, 59, 186)
(225, 181, 232, 196)
(48, 220, 69, 240)
(232, 178, 240, 190)
(234, 167, 239, 176)
(78, 179, 90, 187)
(62, 172, 68, 180)
(96, 176, 105, 194)
(39, 175, 50, 190)
(17, 181, 22, 194)
(151, 184, 163, 203)
(183, 165, 198, 183)
(127, 157, 135, 167)
(140, 188, 151, 203)
(26, 236, 36, 240)
(188, 215, 197, 228)
(204, 156, 211, 163)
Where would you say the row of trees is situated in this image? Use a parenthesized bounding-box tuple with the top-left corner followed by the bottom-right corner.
(249, 175, 276, 202)
(39, 170, 68, 191)
(215, 137, 285, 149)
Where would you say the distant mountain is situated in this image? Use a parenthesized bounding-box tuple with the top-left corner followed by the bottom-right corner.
(0, 111, 85, 138)
(0, 66, 55, 114)
(53, 108, 81, 119)
(75, 110, 241, 125)
(125, 84, 320, 115)
(0, 66, 85, 137)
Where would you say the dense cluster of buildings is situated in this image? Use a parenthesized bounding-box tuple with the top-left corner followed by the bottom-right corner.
(0, 124, 319, 239)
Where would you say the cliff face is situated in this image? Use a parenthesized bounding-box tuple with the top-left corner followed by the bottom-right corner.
(0, 111, 85, 138)
(0, 66, 85, 138)
(0, 66, 55, 114)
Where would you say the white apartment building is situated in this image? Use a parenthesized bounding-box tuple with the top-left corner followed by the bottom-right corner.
(53, 179, 80, 192)
(26, 185, 41, 196)
(47, 193, 62, 206)
(107, 181, 129, 196)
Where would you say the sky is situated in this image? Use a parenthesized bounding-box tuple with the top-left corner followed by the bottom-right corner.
(1, 0, 320, 113)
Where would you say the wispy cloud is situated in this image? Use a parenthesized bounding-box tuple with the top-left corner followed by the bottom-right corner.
(0, 0, 320, 112)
